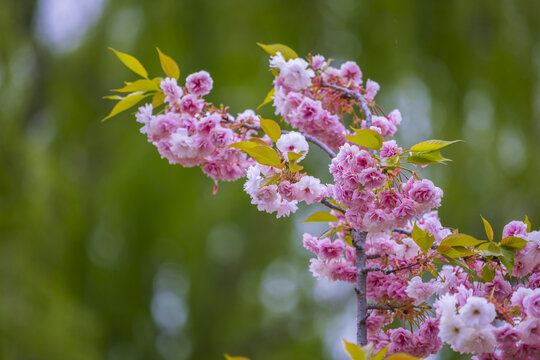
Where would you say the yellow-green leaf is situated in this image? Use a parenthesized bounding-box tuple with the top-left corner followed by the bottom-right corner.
(156, 47, 180, 80)
(246, 146, 281, 166)
(113, 79, 160, 93)
(342, 339, 365, 360)
(481, 216, 494, 242)
(478, 242, 501, 256)
(482, 264, 495, 282)
(303, 211, 338, 223)
(260, 118, 281, 142)
(410, 139, 461, 152)
(525, 215, 532, 232)
(385, 354, 420, 360)
(257, 88, 275, 110)
(287, 152, 303, 162)
(288, 160, 303, 173)
(103, 95, 123, 100)
(224, 354, 249, 360)
(257, 43, 298, 60)
(103, 93, 147, 121)
(250, 138, 271, 147)
(371, 345, 389, 360)
(501, 236, 527, 251)
(407, 151, 450, 165)
(440, 234, 482, 248)
(344, 129, 384, 150)
(411, 223, 434, 254)
(152, 92, 166, 107)
(229, 141, 259, 151)
(109, 47, 148, 79)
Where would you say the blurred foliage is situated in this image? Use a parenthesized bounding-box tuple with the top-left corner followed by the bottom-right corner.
(1, 0, 539, 359)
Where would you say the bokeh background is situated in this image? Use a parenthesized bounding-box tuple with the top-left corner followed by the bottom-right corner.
(1, 1, 539, 359)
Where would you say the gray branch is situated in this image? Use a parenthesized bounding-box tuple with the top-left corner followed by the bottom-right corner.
(352, 230, 368, 346)
(362, 261, 421, 275)
(321, 82, 373, 128)
(320, 197, 345, 214)
(393, 228, 412, 236)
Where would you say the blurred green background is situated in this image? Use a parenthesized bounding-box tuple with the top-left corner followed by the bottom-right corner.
(1, 1, 539, 359)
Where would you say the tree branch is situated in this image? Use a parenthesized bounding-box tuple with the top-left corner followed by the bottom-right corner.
(321, 82, 373, 128)
(352, 230, 368, 346)
(393, 228, 412, 236)
(320, 197, 345, 214)
(367, 304, 403, 311)
(362, 261, 421, 275)
(234, 121, 337, 158)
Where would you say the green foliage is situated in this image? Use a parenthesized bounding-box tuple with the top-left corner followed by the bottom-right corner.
(256, 43, 298, 60)
(302, 212, 338, 223)
(257, 88, 275, 110)
(481, 216, 494, 241)
(103, 93, 149, 121)
(108, 47, 148, 78)
(344, 129, 384, 150)
(411, 223, 435, 254)
(260, 118, 281, 142)
(407, 151, 450, 165)
(409, 140, 461, 152)
(156, 47, 180, 80)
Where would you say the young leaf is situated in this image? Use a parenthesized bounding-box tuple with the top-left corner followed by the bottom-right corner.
(288, 160, 303, 173)
(342, 339, 365, 360)
(303, 211, 338, 223)
(224, 354, 249, 360)
(287, 152, 303, 162)
(525, 215, 532, 232)
(478, 242, 501, 257)
(439, 233, 482, 247)
(481, 216, 494, 242)
(246, 146, 281, 166)
(344, 129, 384, 150)
(260, 118, 281, 142)
(229, 141, 259, 151)
(156, 47, 180, 80)
(103, 93, 148, 121)
(257, 88, 275, 110)
(109, 47, 148, 79)
(411, 223, 434, 254)
(500, 236, 527, 251)
(481, 264, 495, 282)
(407, 151, 450, 165)
(371, 345, 389, 360)
(385, 354, 420, 360)
(250, 138, 271, 147)
(410, 139, 461, 152)
(152, 92, 166, 107)
(256, 43, 298, 60)
(112, 79, 160, 93)
(499, 246, 516, 273)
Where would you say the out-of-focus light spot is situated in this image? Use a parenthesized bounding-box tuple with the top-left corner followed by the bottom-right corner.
(151, 291, 187, 334)
(87, 224, 125, 269)
(392, 76, 432, 146)
(34, 0, 106, 53)
(153, 262, 189, 298)
(107, 6, 144, 48)
(321, 298, 356, 360)
(497, 127, 526, 174)
(259, 258, 299, 314)
(463, 89, 494, 146)
(156, 333, 191, 360)
(206, 223, 244, 264)
(313, 278, 351, 303)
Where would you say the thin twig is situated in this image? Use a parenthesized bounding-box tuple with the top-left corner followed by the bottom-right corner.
(234, 121, 337, 158)
(320, 198, 345, 214)
(362, 261, 421, 275)
(367, 304, 403, 311)
(366, 254, 381, 259)
(321, 82, 372, 128)
(393, 228, 412, 236)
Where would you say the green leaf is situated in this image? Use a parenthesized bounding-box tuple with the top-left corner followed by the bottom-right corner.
(342, 339, 365, 360)
(287, 152, 303, 162)
(257, 43, 298, 60)
(371, 345, 389, 360)
(152, 92, 166, 107)
(499, 246, 516, 273)
(260, 173, 280, 187)
(260, 118, 281, 142)
(500, 236, 527, 251)
(288, 160, 303, 173)
(257, 88, 275, 110)
(478, 242, 502, 256)
(481, 216, 494, 242)
(109, 47, 148, 79)
(407, 151, 450, 165)
(303, 211, 338, 223)
(344, 129, 384, 150)
(411, 223, 434, 254)
(385, 354, 421, 360)
(156, 48, 180, 80)
(103, 93, 148, 121)
(481, 264, 495, 282)
(229, 141, 259, 151)
(525, 215, 532, 232)
(440, 233, 482, 247)
(410, 139, 461, 152)
(113, 79, 160, 93)
(246, 146, 281, 166)
(224, 354, 249, 360)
